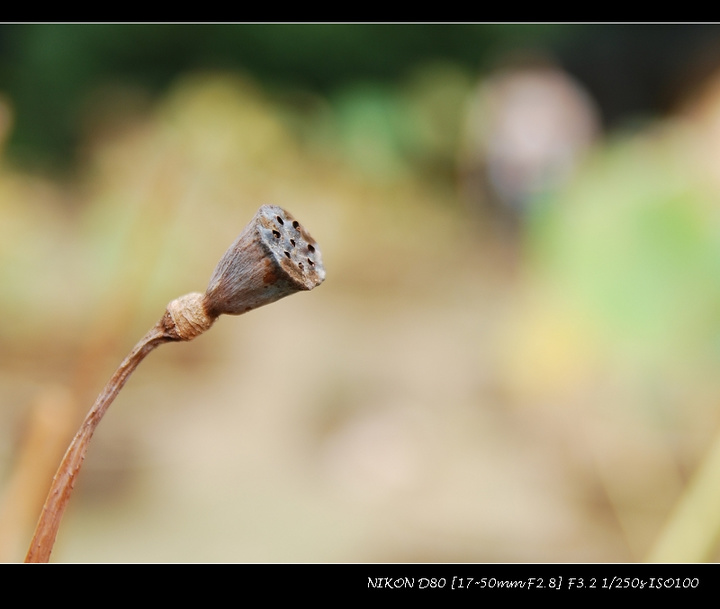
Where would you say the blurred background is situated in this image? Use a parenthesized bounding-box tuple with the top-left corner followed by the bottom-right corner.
(2, 23, 720, 562)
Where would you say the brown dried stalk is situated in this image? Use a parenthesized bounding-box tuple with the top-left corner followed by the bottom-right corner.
(25, 205, 325, 563)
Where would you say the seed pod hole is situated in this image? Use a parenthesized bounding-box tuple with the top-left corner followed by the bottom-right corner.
(219, 204, 325, 304)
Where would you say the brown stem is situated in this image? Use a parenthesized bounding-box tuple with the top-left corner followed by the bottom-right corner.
(23, 205, 325, 563)
(24, 322, 173, 563)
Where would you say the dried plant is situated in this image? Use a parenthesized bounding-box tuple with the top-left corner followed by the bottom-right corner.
(24, 205, 325, 563)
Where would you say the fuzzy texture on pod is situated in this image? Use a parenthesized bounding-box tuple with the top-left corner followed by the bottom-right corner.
(165, 292, 214, 341)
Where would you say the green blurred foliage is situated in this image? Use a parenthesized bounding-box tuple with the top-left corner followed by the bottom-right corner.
(528, 133, 720, 374)
(0, 23, 569, 170)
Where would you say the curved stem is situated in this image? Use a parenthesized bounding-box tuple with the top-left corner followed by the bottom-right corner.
(25, 323, 172, 563)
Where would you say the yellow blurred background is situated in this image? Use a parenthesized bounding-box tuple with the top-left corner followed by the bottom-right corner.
(2, 25, 720, 562)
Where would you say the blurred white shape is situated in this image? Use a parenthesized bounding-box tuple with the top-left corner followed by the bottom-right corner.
(462, 56, 600, 225)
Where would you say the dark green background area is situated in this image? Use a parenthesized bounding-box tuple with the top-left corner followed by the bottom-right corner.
(0, 24, 718, 171)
